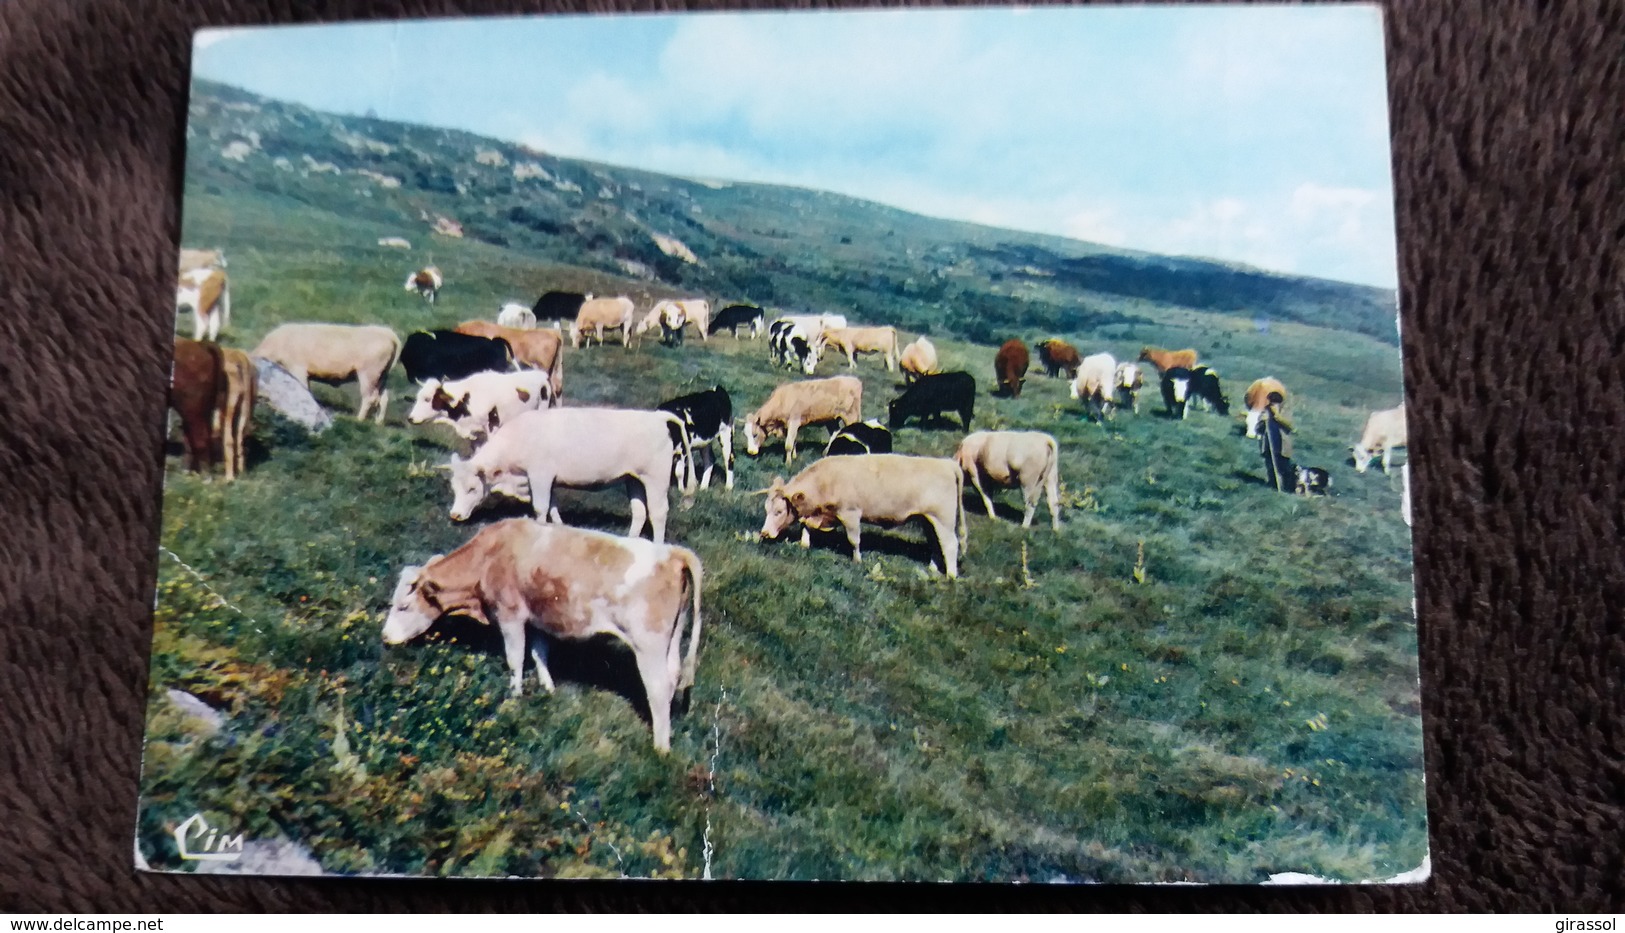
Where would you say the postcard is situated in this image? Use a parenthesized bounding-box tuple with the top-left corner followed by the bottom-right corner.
(139, 5, 1426, 883)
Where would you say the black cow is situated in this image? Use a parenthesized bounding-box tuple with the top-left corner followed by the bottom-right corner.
(888, 372, 975, 432)
(710, 304, 765, 338)
(1160, 366, 1193, 419)
(658, 386, 734, 490)
(1187, 365, 1231, 416)
(400, 330, 514, 384)
(824, 420, 893, 456)
(531, 291, 587, 328)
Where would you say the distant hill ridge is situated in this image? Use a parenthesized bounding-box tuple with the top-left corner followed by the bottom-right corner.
(183, 78, 1399, 345)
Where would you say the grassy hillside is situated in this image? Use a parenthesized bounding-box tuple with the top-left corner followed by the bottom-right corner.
(138, 89, 1424, 883)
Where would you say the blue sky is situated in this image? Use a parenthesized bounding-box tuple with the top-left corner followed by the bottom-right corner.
(195, 7, 1399, 288)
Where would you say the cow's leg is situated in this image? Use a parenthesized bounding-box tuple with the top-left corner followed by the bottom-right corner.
(528, 632, 556, 694)
(969, 469, 997, 519)
(1381, 446, 1393, 475)
(192, 310, 206, 342)
(644, 479, 670, 544)
(1021, 479, 1040, 529)
(632, 641, 676, 753)
(800, 526, 811, 548)
(720, 422, 735, 490)
(696, 444, 715, 490)
(784, 421, 799, 465)
(838, 509, 864, 562)
(627, 477, 653, 540)
(500, 620, 528, 697)
(374, 387, 390, 425)
(926, 514, 959, 578)
(530, 473, 558, 525)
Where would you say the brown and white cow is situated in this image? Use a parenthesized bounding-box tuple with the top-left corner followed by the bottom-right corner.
(758, 454, 966, 577)
(1036, 339, 1081, 379)
(571, 296, 637, 349)
(1139, 346, 1199, 373)
(822, 325, 900, 372)
(954, 431, 1061, 530)
(214, 347, 257, 482)
(405, 266, 443, 304)
(1069, 352, 1118, 422)
(409, 370, 553, 444)
(899, 336, 939, 384)
(252, 323, 401, 423)
(382, 519, 703, 752)
(446, 407, 694, 543)
(170, 339, 225, 475)
(177, 248, 226, 275)
(1244, 377, 1289, 438)
(1114, 362, 1146, 414)
(176, 267, 230, 342)
(454, 320, 565, 402)
(743, 375, 863, 465)
(1352, 404, 1407, 474)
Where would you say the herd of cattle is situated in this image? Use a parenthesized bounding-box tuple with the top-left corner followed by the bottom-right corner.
(168, 255, 1410, 751)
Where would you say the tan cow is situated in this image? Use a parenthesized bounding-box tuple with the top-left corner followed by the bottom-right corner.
(1244, 377, 1289, 438)
(382, 519, 703, 752)
(571, 296, 636, 349)
(454, 320, 564, 402)
(1139, 346, 1199, 373)
(177, 248, 226, 274)
(954, 431, 1061, 530)
(176, 267, 230, 342)
(252, 323, 401, 423)
(214, 348, 257, 482)
(758, 454, 966, 577)
(1069, 352, 1118, 422)
(743, 375, 863, 465)
(822, 325, 899, 371)
(899, 336, 939, 384)
(1352, 404, 1407, 474)
(662, 299, 712, 342)
(446, 407, 694, 543)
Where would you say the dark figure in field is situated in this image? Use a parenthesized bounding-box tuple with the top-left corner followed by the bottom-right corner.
(1258, 392, 1296, 493)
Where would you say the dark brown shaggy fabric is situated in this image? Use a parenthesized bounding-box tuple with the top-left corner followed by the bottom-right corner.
(1, 0, 1620, 912)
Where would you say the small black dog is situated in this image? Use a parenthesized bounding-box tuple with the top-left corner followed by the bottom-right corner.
(1295, 466, 1332, 497)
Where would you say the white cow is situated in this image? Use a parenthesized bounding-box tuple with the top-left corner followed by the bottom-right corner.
(954, 431, 1062, 530)
(409, 370, 552, 443)
(1069, 352, 1117, 422)
(1353, 405, 1408, 474)
(496, 302, 537, 330)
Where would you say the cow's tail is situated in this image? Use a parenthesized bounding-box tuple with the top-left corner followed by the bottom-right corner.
(955, 462, 968, 556)
(1044, 434, 1060, 520)
(677, 548, 704, 692)
(548, 342, 565, 406)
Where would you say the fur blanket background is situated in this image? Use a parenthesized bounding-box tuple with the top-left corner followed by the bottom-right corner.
(0, 0, 1619, 912)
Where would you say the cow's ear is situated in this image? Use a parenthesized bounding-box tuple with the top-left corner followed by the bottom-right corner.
(424, 553, 445, 567)
(789, 490, 808, 507)
(515, 387, 531, 403)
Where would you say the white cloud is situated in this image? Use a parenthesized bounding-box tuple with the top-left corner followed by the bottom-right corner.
(1062, 208, 1129, 247)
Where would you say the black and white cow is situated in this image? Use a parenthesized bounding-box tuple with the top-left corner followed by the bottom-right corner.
(887, 371, 976, 432)
(1295, 466, 1332, 497)
(399, 330, 514, 384)
(531, 291, 587, 329)
(710, 304, 766, 339)
(658, 385, 734, 490)
(1160, 366, 1193, 419)
(1186, 365, 1231, 416)
(769, 319, 821, 375)
(824, 419, 893, 456)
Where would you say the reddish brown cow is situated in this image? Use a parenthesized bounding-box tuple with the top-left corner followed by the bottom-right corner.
(994, 339, 1031, 398)
(1035, 339, 1081, 379)
(170, 338, 226, 474)
(455, 320, 565, 402)
(1139, 346, 1200, 373)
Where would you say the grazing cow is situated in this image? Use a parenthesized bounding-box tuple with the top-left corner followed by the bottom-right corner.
(898, 336, 939, 384)
(1186, 366, 1231, 415)
(1069, 353, 1118, 422)
(252, 323, 401, 423)
(709, 304, 765, 338)
(570, 296, 636, 349)
(1244, 377, 1289, 438)
(757, 454, 966, 577)
(768, 319, 823, 375)
(405, 266, 443, 304)
(994, 339, 1031, 398)
(659, 386, 734, 490)
(1160, 366, 1194, 419)
(1139, 346, 1199, 374)
(824, 420, 892, 457)
(1114, 362, 1146, 413)
(532, 291, 586, 328)
(744, 375, 863, 465)
(1352, 404, 1407, 474)
(377, 237, 412, 249)
(1036, 339, 1081, 379)
(177, 248, 226, 274)
(214, 348, 257, 482)
(401, 330, 514, 384)
(409, 371, 552, 444)
(889, 372, 975, 432)
(822, 326, 900, 372)
(381, 519, 702, 752)
(251, 357, 331, 433)
(446, 407, 694, 543)
(659, 301, 688, 348)
(176, 267, 229, 342)
(666, 299, 712, 342)
(955, 431, 1061, 530)
(497, 303, 537, 330)
(170, 339, 225, 474)
(1295, 466, 1333, 497)
(454, 321, 564, 403)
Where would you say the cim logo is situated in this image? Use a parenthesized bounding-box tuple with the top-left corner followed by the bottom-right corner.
(174, 812, 244, 862)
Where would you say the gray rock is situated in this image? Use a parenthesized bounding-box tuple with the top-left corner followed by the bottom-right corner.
(165, 689, 224, 735)
(252, 357, 333, 432)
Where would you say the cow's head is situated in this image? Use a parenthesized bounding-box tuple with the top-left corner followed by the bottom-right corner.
(381, 560, 443, 645)
(757, 477, 800, 540)
(797, 338, 819, 375)
(743, 414, 767, 456)
(1350, 444, 1373, 473)
(887, 398, 905, 431)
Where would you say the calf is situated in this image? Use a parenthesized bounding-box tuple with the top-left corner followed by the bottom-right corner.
(1160, 366, 1194, 419)
(955, 431, 1061, 530)
(532, 291, 586, 328)
(709, 304, 764, 338)
(1036, 338, 1081, 379)
(405, 266, 443, 304)
(176, 267, 230, 342)
(888, 372, 975, 432)
(1295, 466, 1333, 497)
(409, 371, 552, 444)
(1244, 377, 1288, 438)
(446, 407, 694, 543)
(253, 323, 401, 423)
(1139, 346, 1199, 373)
(170, 338, 225, 474)
(454, 320, 564, 403)
(400, 330, 515, 384)
(497, 303, 537, 330)
(571, 296, 636, 349)
(744, 375, 863, 464)
(659, 386, 735, 490)
(1070, 353, 1118, 422)
(758, 454, 966, 577)
(382, 519, 702, 752)
(214, 348, 257, 482)
(1352, 404, 1407, 474)
(1186, 365, 1230, 415)
(822, 326, 899, 372)
(824, 420, 892, 456)
(1114, 362, 1145, 413)
(994, 339, 1030, 397)
(899, 336, 939, 384)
